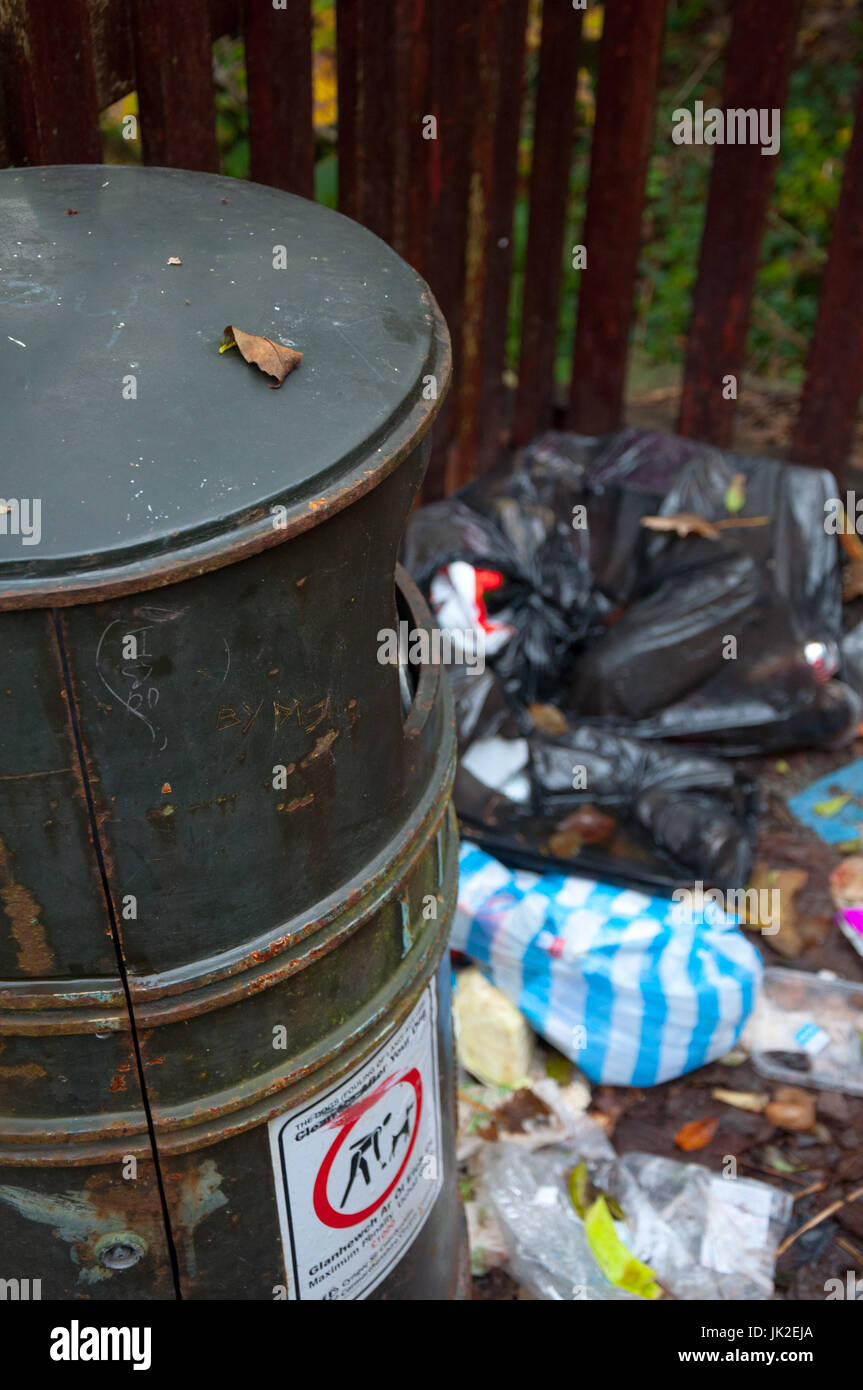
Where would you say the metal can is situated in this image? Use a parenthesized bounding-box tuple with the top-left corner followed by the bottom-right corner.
(0, 166, 466, 1300)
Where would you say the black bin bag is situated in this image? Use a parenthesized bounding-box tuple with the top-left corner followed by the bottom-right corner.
(401, 429, 860, 893)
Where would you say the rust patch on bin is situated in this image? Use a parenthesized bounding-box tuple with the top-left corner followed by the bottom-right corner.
(0, 837, 54, 976)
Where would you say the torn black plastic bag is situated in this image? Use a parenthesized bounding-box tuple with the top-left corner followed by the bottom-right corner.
(579, 650, 861, 755)
(458, 719, 757, 893)
(523, 429, 843, 630)
(567, 550, 766, 721)
(401, 470, 608, 704)
(447, 663, 757, 893)
(516, 431, 857, 751)
(400, 427, 850, 892)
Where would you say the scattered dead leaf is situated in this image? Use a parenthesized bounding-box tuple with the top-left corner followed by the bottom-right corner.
(556, 805, 617, 846)
(527, 703, 568, 736)
(765, 1086, 817, 1133)
(739, 863, 808, 959)
(724, 472, 747, 514)
(548, 829, 583, 858)
(831, 855, 863, 910)
(711, 1088, 769, 1113)
(843, 558, 863, 601)
(496, 1087, 553, 1134)
(814, 793, 852, 818)
(641, 512, 770, 540)
(220, 325, 302, 388)
(674, 1116, 719, 1151)
(641, 512, 721, 540)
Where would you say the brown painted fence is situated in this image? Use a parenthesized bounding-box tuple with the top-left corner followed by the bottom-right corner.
(2, 0, 862, 497)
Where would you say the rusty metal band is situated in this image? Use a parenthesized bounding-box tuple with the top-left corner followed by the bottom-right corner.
(0, 584, 453, 1027)
(0, 803, 458, 1166)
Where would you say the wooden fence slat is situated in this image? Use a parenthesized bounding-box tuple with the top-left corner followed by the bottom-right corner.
(87, 0, 136, 110)
(244, 0, 313, 197)
(418, 0, 482, 500)
(466, 0, 529, 476)
(513, 0, 582, 447)
(391, 0, 417, 260)
(357, 0, 398, 244)
(567, 0, 667, 436)
(82, 0, 239, 112)
(131, 0, 218, 172)
(678, 0, 803, 446)
(792, 79, 863, 481)
(402, 0, 432, 274)
(335, 0, 360, 218)
(0, 0, 101, 166)
(0, 0, 42, 167)
(336, 0, 400, 244)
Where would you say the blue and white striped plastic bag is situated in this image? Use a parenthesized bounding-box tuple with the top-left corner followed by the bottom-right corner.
(452, 843, 763, 1087)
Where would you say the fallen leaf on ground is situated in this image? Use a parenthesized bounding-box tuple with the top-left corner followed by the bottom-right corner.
(548, 829, 583, 858)
(220, 325, 302, 388)
(830, 855, 863, 910)
(711, 1088, 768, 1113)
(674, 1116, 719, 1151)
(814, 793, 852, 818)
(641, 512, 720, 540)
(495, 1087, 553, 1134)
(762, 1144, 807, 1173)
(589, 1088, 628, 1138)
(724, 472, 747, 513)
(527, 702, 568, 735)
(544, 1049, 573, 1084)
(641, 512, 769, 540)
(765, 1086, 816, 1132)
(843, 560, 863, 602)
(556, 804, 616, 845)
(569, 1162, 626, 1222)
(738, 864, 808, 958)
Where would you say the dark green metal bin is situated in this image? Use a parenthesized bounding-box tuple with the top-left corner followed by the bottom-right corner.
(0, 166, 466, 1300)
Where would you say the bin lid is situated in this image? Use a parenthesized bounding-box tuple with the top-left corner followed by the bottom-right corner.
(0, 166, 448, 607)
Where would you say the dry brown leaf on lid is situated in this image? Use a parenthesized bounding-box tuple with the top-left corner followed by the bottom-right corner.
(220, 325, 303, 388)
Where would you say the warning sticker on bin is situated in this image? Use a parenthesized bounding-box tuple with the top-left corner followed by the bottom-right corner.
(268, 982, 442, 1300)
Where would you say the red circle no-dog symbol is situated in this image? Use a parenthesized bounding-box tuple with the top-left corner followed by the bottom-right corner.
(313, 1068, 423, 1229)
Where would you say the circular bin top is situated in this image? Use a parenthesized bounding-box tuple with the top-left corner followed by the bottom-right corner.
(0, 166, 449, 608)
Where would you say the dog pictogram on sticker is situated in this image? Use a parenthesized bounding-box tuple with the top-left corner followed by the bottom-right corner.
(313, 1068, 423, 1228)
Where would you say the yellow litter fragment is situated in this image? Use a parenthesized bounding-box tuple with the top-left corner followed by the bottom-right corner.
(453, 968, 534, 1089)
(582, 1195, 664, 1300)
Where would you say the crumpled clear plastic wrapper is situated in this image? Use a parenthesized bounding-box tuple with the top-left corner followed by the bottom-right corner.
(480, 1123, 792, 1301)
